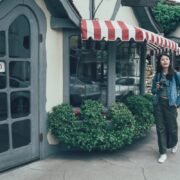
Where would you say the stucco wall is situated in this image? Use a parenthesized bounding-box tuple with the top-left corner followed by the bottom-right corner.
(35, 0, 63, 112)
(73, 0, 139, 26)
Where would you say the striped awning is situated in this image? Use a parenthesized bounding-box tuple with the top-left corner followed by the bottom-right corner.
(81, 20, 179, 52)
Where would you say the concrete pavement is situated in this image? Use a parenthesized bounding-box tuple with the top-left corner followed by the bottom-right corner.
(0, 113, 180, 180)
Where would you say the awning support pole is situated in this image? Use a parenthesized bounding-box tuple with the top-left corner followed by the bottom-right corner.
(107, 41, 116, 107)
(140, 41, 147, 95)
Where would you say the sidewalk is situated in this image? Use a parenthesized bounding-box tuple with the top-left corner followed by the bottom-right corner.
(0, 114, 180, 180)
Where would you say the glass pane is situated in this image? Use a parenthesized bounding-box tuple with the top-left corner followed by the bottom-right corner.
(9, 61, 30, 88)
(0, 124, 9, 153)
(0, 31, 6, 57)
(8, 15, 30, 58)
(12, 119, 31, 148)
(11, 91, 30, 118)
(116, 42, 141, 102)
(0, 93, 8, 121)
(69, 36, 108, 106)
(0, 62, 6, 89)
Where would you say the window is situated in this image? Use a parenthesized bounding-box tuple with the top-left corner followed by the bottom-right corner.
(115, 42, 141, 101)
(69, 36, 108, 106)
(68, 36, 142, 106)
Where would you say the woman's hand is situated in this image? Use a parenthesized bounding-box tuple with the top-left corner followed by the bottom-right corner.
(156, 82, 161, 90)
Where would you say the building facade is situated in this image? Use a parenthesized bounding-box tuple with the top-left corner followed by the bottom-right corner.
(0, 0, 179, 172)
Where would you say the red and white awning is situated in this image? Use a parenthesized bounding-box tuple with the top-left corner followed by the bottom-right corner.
(81, 20, 179, 52)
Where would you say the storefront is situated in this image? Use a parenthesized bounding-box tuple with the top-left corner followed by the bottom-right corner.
(63, 19, 178, 108)
(0, 0, 179, 172)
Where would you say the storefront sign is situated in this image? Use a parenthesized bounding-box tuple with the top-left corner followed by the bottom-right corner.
(0, 62, 5, 72)
(121, 0, 157, 7)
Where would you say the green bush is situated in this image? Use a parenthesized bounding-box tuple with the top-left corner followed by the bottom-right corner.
(152, 1, 180, 35)
(48, 104, 77, 146)
(144, 93, 153, 102)
(126, 95, 155, 139)
(108, 103, 135, 148)
(74, 100, 107, 151)
(48, 98, 154, 151)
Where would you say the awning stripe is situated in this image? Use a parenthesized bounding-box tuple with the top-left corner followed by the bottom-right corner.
(117, 21, 129, 41)
(135, 27, 144, 41)
(81, 20, 179, 52)
(105, 21, 115, 41)
(98, 20, 108, 40)
(111, 21, 122, 40)
(92, 20, 101, 40)
(81, 20, 88, 40)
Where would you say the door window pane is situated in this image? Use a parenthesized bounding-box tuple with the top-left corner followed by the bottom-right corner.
(12, 119, 31, 148)
(69, 36, 108, 106)
(11, 91, 30, 118)
(0, 124, 9, 153)
(9, 61, 30, 88)
(116, 42, 141, 102)
(0, 31, 6, 57)
(0, 63, 6, 89)
(8, 15, 30, 58)
(0, 93, 8, 121)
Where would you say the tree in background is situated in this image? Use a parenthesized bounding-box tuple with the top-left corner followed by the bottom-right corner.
(152, 0, 180, 35)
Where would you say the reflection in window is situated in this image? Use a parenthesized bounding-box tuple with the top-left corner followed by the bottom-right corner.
(8, 15, 30, 58)
(9, 61, 30, 88)
(12, 119, 31, 148)
(0, 124, 9, 153)
(116, 42, 141, 102)
(69, 36, 108, 106)
(0, 93, 8, 121)
(0, 65, 6, 89)
(0, 31, 6, 57)
(11, 91, 30, 118)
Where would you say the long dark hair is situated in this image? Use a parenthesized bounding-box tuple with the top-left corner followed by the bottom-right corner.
(156, 53, 175, 80)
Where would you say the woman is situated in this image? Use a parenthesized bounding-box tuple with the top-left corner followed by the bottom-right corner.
(152, 53, 180, 163)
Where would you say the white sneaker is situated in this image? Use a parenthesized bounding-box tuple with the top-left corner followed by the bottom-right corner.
(172, 144, 178, 153)
(158, 154, 167, 163)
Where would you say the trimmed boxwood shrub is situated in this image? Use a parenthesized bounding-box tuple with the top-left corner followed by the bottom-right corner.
(126, 95, 155, 139)
(74, 100, 107, 151)
(48, 104, 77, 146)
(108, 103, 135, 148)
(144, 93, 153, 103)
(48, 97, 154, 152)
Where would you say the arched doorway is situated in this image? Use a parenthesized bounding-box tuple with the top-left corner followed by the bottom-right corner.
(0, 5, 39, 171)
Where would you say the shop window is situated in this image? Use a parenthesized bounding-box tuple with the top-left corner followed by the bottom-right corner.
(69, 36, 108, 106)
(175, 56, 180, 72)
(116, 42, 141, 101)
